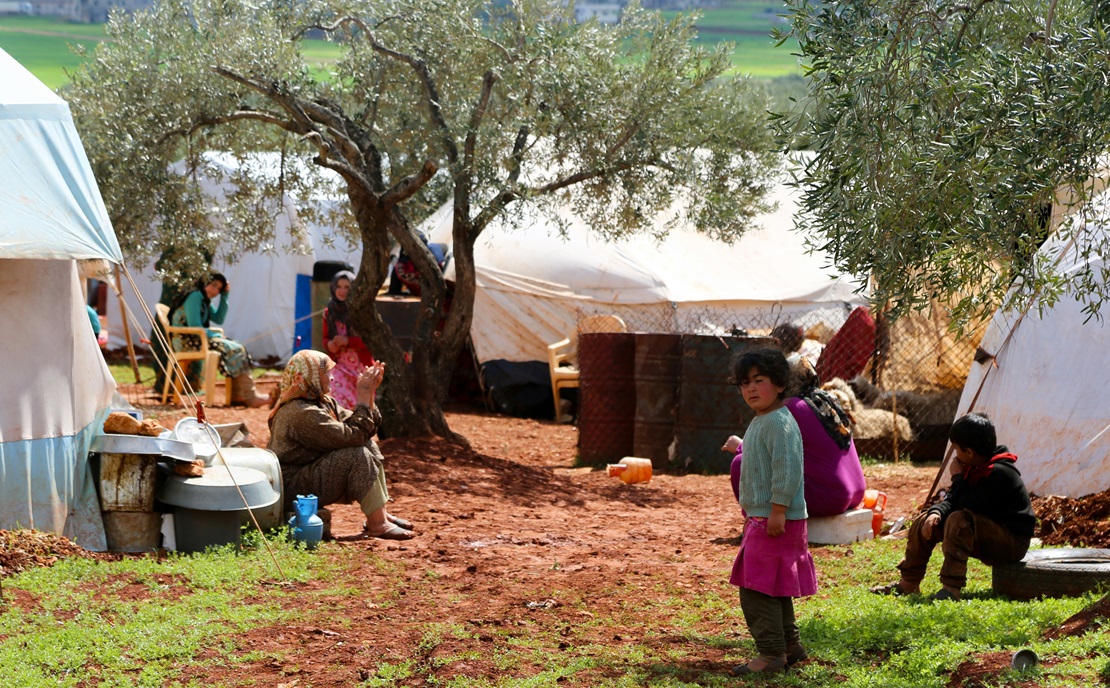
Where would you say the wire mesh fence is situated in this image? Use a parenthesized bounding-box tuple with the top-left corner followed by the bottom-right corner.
(574, 302, 979, 466)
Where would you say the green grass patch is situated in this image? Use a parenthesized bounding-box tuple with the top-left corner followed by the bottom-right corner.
(0, 534, 350, 685)
(1, 524, 1105, 685)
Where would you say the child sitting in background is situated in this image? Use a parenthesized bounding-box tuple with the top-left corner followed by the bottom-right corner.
(872, 411, 1035, 600)
(727, 347, 816, 675)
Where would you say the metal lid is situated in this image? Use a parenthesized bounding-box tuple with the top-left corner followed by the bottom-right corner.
(172, 418, 222, 464)
(90, 434, 196, 462)
(157, 465, 279, 511)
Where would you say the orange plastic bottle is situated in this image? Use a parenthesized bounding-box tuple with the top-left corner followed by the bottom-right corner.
(862, 489, 888, 537)
(606, 457, 653, 484)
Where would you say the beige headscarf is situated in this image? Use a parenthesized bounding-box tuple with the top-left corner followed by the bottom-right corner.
(268, 350, 335, 425)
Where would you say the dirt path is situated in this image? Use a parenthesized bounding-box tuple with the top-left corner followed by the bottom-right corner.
(130, 396, 937, 685)
(6, 392, 1107, 684)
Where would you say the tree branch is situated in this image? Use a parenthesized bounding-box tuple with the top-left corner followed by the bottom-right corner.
(157, 110, 302, 145)
(381, 160, 439, 206)
(507, 125, 529, 186)
(471, 189, 518, 237)
(1044, 0, 1059, 48)
(480, 35, 513, 62)
(212, 65, 364, 169)
(952, 0, 995, 50)
(305, 16, 459, 165)
(535, 160, 640, 195)
(606, 121, 641, 157)
(471, 159, 645, 237)
(464, 70, 501, 173)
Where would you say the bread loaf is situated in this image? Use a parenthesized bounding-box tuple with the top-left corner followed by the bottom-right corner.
(137, 419, 166, 437)
(103, 412, 142, 435)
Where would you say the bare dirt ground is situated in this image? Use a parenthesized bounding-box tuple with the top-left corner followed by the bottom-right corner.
(3, 376, 1107, 686)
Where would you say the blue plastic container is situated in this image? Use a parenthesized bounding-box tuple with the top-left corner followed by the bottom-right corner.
(288, 494, 324, 550)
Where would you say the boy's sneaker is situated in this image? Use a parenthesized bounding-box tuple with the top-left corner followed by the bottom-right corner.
(930, 588, 961, 601)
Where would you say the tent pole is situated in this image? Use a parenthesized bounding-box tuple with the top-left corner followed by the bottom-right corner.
(924, 225, 1087, 504)
(114, 264, 142, 384)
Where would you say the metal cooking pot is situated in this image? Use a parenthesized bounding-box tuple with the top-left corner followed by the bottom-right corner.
(157, 465, 279, 512)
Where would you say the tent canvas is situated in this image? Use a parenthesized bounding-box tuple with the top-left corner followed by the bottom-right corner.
(105, 155, 361, 362)
(945, 212, 1110, 498)
(424, 175, 869, 365)
(0, 47, 122, 549)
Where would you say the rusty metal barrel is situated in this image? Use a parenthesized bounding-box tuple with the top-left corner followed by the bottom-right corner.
(97, 452, 162, 552)
(673, 335, 772, 473)
(577, 332, 636, 465)
(632, 333, 683, 467)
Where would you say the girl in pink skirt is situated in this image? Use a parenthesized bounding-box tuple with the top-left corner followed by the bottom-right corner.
(727, 347, 817, 675)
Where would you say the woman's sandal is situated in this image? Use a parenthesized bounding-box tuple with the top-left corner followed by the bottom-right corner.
(387, 515, 414, 530)
(730, 655, 787, 676)
(372, 523, 414, 541)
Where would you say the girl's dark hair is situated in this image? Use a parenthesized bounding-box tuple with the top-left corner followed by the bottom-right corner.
(728, 347, 791, 398)
(949, 412, 996, 458)
(770, 323, 805, 353)
(208, 272, 228, 290)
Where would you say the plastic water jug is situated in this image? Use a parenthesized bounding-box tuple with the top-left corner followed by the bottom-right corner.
(606, 457, 653, 484)
(288, 494, 324, 549)
(862, 489, 888, 538)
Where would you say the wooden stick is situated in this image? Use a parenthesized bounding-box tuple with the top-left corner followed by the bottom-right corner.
(114, 264, 141, 384)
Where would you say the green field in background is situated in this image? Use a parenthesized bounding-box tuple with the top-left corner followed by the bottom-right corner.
(1, 2, 801, 88)
(0, 25, 102, 89)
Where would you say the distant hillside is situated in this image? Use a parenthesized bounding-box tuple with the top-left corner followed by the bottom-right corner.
(0, 2, 802, 90)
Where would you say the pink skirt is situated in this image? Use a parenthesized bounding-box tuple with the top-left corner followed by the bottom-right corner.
(730, 517, 818, 598)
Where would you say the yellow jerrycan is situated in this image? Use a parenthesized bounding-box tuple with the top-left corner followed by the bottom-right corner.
(606, 457, 653, 484)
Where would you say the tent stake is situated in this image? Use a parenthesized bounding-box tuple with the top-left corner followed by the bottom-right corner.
(114, 264, 142, 384)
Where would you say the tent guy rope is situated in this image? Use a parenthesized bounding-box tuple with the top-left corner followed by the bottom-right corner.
(115, 265, 288, 580)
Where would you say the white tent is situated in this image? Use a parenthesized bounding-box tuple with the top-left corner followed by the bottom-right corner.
(947, 213, 1110, 499)
(106, 155, 361, 362)
(0, 47, 122, 549)
(425, 177, 869, 364)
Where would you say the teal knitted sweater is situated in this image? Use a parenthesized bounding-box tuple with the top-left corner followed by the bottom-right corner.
(738, 405, 807, 520)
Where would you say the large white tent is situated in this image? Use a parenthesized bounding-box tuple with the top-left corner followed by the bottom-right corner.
(946, 210, 1110, 498)
(0, 47, 122, 549)
(113, 156, 867, 370)
(425, 175, 869, 364)
(105, 154, 361, 362)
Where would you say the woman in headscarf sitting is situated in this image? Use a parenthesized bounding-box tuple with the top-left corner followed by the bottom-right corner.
(724, 341, 867, 518)
(322, 270, 376, 410)
(168, 272, 269, 407)
(267, 350, 414, 540)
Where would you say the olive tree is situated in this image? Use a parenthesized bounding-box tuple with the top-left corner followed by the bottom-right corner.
(69, 0, 780, 437)
(774, 0, 1110, 330)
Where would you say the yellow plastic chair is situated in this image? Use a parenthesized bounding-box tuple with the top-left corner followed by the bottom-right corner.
(155, 303, 230, 407)
(547, 337, 579, 422)
(547, 314, 628, 421)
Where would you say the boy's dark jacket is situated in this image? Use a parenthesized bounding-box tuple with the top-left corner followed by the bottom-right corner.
(927, 446, 1036, 538)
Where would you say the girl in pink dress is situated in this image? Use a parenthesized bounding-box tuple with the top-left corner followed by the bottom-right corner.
(323, 271, 376, 409)
(727, 347, 817, 676)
